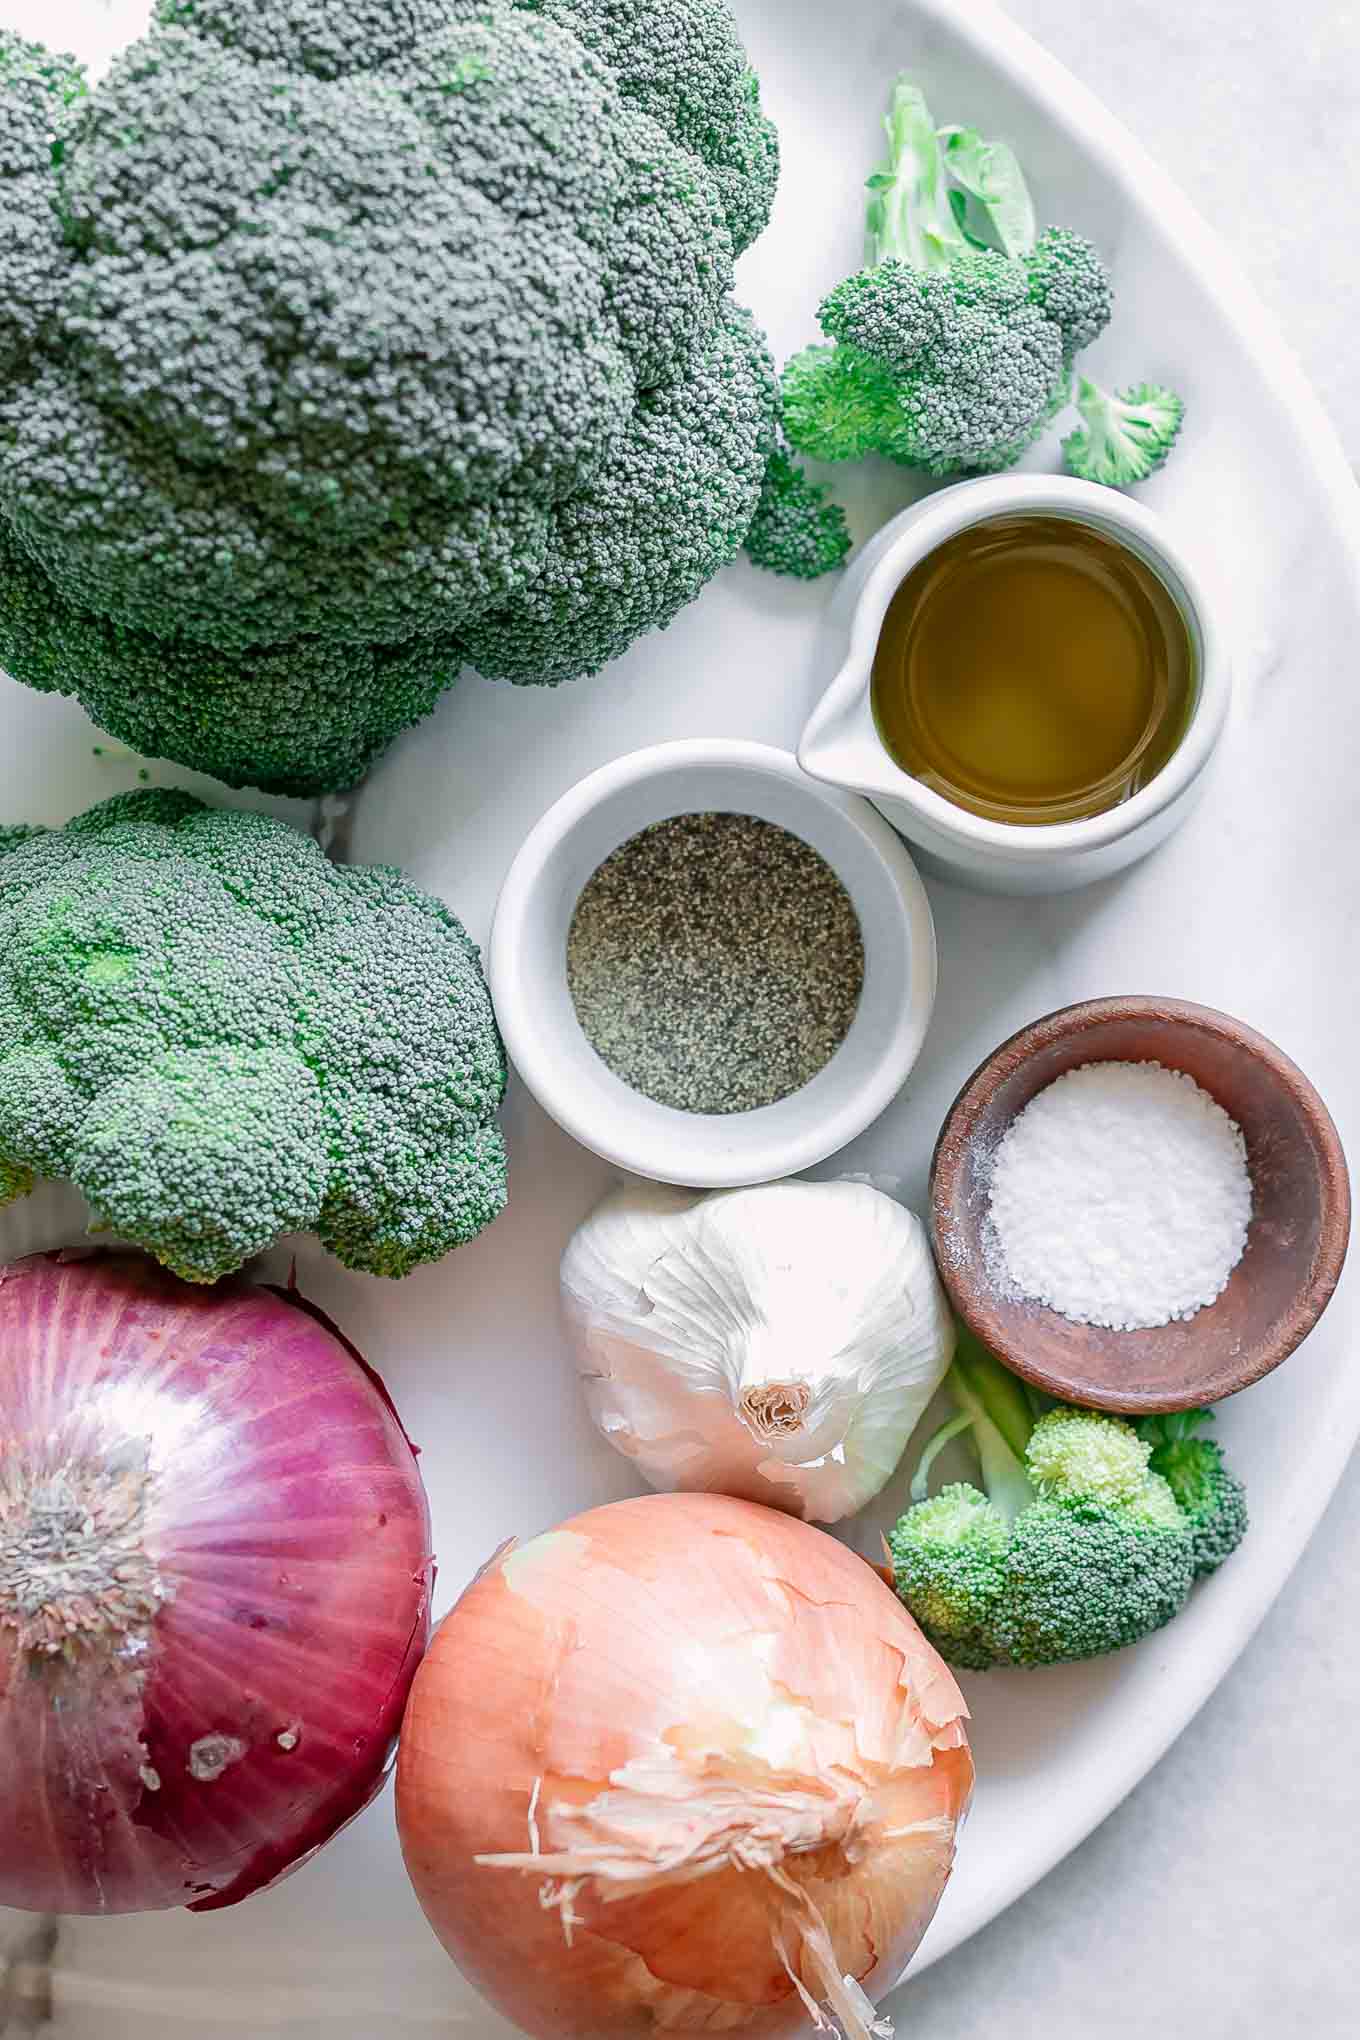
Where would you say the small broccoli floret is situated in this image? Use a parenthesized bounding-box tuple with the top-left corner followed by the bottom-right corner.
(891, 1333, 1243, 1669)
(888, 1483, 1009, 1671)
(744, 445, 852, 581)
(822, 250, 1031, 372)
(1062, 377, 1185, 487)
(1026, 225, 1114, 358)
(0, 791, 508, 1281)
(815, 254, 1063, 476)
(1138, 1411, 1249, 1578)
(781, 76, 1111, 481)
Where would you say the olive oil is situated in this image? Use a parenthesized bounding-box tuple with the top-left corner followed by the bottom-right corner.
(871, 514, 1195, 825)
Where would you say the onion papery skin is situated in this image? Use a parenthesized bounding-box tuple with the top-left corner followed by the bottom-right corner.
(0, 1252, 433, 1915)
(396, 1493, 972, 2040)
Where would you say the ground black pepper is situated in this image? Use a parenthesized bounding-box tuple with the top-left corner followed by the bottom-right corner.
(566, 811, 865, 1115)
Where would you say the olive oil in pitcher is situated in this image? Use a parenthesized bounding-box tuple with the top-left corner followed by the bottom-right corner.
(871, 514, 1195, 826)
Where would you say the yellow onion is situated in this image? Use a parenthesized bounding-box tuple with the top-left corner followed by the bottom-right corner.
(396, 1493, 971, 2039)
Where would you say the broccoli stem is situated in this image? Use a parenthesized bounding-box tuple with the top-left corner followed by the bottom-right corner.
(951, 1330, 1035, 1461)
(865, 77, 970, 272)
(911, 1328, 1038, 1525)
(909, 1411, 975, 1504)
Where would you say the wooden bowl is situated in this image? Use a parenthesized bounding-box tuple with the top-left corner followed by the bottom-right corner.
(930, 997, 1351, 1413)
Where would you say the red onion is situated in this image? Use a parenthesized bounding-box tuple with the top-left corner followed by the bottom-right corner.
(397, 1493, 972, 2040)
(0, 1251, 432, 1915)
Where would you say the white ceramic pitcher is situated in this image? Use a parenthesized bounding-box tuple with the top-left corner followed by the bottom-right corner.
(798, 474, 1232, 896)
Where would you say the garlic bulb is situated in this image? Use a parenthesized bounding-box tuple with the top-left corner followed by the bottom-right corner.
(560, 1179, 954, 1524)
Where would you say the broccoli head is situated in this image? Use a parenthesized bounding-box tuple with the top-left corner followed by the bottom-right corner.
(782, 76, 1112, 479)
(889, 1334, 1240, 1669)
(0, 0, 780, 796)
(0, 790, 508, 1283)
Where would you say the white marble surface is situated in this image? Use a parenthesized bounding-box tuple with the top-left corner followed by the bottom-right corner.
(896, 3, 1360, 2032)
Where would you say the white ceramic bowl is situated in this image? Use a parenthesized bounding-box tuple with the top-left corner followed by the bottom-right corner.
(489, 740, 936, 1186)
(798, 475, 1233, 895)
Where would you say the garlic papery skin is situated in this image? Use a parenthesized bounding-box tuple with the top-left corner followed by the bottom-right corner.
(560, 1180, 954, 1523)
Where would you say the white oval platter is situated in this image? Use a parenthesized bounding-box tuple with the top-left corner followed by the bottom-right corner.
(1, 0, 1357, 2031)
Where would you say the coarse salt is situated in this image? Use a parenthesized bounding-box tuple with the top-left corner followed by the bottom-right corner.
(986, 1060, 1252, 1332)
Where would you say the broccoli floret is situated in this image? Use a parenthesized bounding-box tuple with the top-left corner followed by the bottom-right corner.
(817, 253, 1065, 475)
(888, 1483, 1009, 1671)
(0, 791, 508, 1282)
(1062, 377, 1185, 487)
(0, 825, 47, 855)
(1138, 1411, 1249, 1578)
(890, 1332, 1242, 1669)
(744, 444, 852, 581)
(525, 0, 779, 257)
(782, 76, 1112, 479)
(782, 345, 908, 466)
(0, 0, 779, 796)
(997, 1495, 1195, 1666)
(1026, 227, 1115, 359)
(461, 301, 775, 684)
(0, 34, 85, 381)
